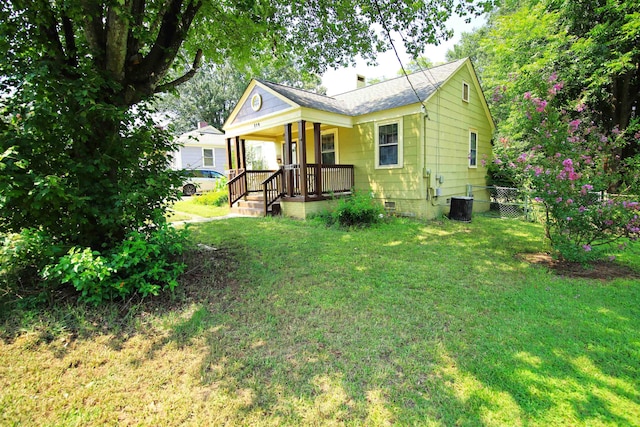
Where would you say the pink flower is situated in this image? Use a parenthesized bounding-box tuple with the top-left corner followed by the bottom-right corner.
(524, 91, 532, 100)
(582, 244, 591, 252)
(534, 99, 547, 112)
(566, 199, 574, 204)
(569, 119, 581, 132)
(548, 72, 558, 83)
(562, 158, 573, 168)
(567, 217, 573, 221)
(548, 82, 564, 96)
(579, 206, 586, 212)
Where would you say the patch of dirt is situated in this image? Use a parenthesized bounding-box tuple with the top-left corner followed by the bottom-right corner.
(519, 252, 640, 281)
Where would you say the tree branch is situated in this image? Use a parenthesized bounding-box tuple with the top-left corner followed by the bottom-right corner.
(154, 49, 203, 93)
(80, 0, 106, 68)
(61, 13, 78, 67)
(128, 0, 202, 85)
(35, 0, 66, 64)
(105, 0, 132, 80)
(126, 0, 147, 63)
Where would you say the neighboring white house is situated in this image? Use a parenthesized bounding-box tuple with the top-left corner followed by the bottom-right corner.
(171, 122, 279, 173)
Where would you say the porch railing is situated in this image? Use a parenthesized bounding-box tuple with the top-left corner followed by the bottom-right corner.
(247, 170, 277, 193)
(229, 164, 354, 213)
(318, 164, 354, 194)
(228, 170, 247, 207)
(288, 164, 354, 196)
(262, 169, 285, 213)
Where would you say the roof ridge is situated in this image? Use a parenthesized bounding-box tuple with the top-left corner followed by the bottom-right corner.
(256, 79, 337, 101)
(333, 57, 467, 97)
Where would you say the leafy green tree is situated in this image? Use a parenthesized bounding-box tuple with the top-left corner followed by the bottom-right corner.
(450, 0, 639, 190)
(550, 0, 640, 160)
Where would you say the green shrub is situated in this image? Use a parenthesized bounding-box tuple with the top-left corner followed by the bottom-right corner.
(325, 190, 385, 228)
(42, 224, 190, 305)
(0, 229, 61, 294)
(192, 189, 229, 207)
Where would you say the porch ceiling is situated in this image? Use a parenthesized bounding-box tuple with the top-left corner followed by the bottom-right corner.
(224, 112, 352, 140)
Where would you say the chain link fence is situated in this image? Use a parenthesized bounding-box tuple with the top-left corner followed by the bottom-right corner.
(468, 185, 532, 220)
(468, 186, 636, 221)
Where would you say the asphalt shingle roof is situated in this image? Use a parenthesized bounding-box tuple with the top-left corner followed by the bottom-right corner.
(257, 59, 466, 117)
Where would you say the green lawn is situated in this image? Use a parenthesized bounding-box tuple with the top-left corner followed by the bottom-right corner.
(167, 197, 230, 222)
(1, 216, 639, 426)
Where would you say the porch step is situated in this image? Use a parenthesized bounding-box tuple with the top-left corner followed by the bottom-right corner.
(231, 197, 281, 217)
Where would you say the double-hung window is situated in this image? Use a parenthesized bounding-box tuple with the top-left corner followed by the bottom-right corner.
(321, 133, 336, 164)
(469, 131, 478, 168)
(375, 118, 403, 168)
(203, 148, 214, 167)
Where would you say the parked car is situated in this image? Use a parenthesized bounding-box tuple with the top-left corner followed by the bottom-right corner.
(182, 169, 226, 196)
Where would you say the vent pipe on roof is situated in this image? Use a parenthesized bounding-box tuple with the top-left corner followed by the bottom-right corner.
(356, 74, 366, 89)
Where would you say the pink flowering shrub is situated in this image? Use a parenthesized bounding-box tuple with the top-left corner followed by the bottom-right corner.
(492, 75, 640, 262)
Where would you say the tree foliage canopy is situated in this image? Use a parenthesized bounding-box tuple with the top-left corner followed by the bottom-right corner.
(449, 0, 640, 190)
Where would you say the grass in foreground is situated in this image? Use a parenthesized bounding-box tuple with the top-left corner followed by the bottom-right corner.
(1, 216, 639, 426)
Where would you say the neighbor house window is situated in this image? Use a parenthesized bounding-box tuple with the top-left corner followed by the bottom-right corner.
(203, 148, 214, 167)
(469, 131, 478, 168)
(375, 118, 403, 168)
(462, 82, 470, 102)
(321, 133, 336, 164)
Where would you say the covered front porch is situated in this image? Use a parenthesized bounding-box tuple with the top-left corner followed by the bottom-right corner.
(225, 120, 354, 217)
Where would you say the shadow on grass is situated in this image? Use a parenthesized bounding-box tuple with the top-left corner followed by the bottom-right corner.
(0, 246, 240, 351)
(182, 216, 640, 425)
(2, 216, 638, 425)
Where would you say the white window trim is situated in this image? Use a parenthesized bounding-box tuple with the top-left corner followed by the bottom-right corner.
(203, 148, 215, 167)
(468, 130, 478, 168)
(281, 140, 298, 164)
(462, 81, 470, 103)
(320, 128, 339, 164)
(375, 117, 403, 169)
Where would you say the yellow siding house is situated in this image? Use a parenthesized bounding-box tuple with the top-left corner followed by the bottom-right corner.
(222, 58, 494, 219)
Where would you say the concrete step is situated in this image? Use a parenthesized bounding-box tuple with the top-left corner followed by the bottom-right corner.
(231, 206, 264, 217)
(245, 194, 264, 202)
(231, 199, 281, 217)
(236, 199, 264, 209)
